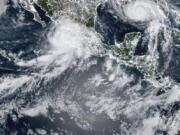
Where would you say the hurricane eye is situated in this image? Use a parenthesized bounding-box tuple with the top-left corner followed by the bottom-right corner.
(123, 1, 165, 22)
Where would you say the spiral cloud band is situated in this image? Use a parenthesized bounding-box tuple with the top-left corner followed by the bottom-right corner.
(113, 0, 166, 23)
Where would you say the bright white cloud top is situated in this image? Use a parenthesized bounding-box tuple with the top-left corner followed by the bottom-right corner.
(123, 0, 166, 22)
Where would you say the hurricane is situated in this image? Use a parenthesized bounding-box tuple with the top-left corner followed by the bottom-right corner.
(0, 0, 179, 135)
(124, 0, 166, 21)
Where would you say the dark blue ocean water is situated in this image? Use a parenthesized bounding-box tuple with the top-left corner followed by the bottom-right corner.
(0, 0, 51, 75)
(0, 0, 180, 135)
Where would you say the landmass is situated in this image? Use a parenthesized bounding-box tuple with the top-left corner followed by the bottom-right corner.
(19, 0, 180, 79)
(19, 0, 102, 27)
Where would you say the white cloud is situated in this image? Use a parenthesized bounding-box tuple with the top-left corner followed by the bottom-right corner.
(0, 0, 7, 16)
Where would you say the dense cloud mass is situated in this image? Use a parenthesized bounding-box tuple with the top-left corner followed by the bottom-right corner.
(0, 0, 179, 135)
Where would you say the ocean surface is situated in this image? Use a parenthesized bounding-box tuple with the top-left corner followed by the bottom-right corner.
(0, 0, 179, 135)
